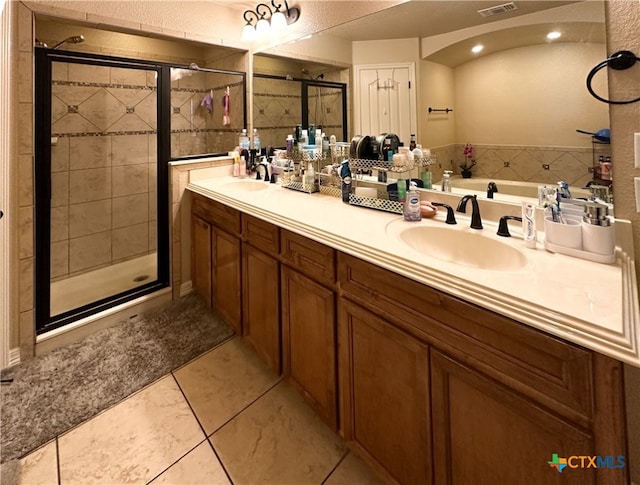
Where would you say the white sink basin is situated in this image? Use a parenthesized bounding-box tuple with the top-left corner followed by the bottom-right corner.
(395, 225, 528, 271)
(220, 180, 269, 192)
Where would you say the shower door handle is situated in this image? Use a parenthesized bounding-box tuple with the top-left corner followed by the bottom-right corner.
(0, 210, 3, 219)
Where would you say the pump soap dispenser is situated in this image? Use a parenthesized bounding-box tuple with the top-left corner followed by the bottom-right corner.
(442, 170, 453, 192)
(404, 182, 422, 221)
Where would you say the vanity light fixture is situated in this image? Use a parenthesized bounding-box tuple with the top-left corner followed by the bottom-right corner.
(241, 1, 300, 42)
(547, 31, 562, 40)
(471, 44, 484, 54)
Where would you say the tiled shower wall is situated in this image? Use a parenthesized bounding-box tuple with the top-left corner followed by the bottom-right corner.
(50, 62, 157, 280)
(430, 143, 597, 188)
(170, 72, 244, 158)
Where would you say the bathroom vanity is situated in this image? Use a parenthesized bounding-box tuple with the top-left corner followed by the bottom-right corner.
(188, 175, 636, 485)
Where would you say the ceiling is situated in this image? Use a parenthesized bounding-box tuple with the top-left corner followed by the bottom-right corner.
(314, 1, 582, 41)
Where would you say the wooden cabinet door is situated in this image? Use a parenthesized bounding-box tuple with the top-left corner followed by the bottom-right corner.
(242, 242, 280, 373)
(191, 214, 212, 308)
(212, 226, 241, 334)
(431, 349, 597, 485)
(281, 267, 336, 429)
(339, 299, 431, 485)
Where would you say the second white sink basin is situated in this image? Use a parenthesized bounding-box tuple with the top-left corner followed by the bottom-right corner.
(396, 225, 528, 271)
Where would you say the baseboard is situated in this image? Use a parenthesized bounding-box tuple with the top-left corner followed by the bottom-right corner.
(8, 347, 20, 367)
(180, 281, 193, 297)
(35, 288, 172, 356)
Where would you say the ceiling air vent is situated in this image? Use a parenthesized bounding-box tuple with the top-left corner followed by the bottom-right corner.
(477, 2, 518, 17)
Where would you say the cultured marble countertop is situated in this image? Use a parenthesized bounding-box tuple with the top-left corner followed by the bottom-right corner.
(187, 173, 640, 367)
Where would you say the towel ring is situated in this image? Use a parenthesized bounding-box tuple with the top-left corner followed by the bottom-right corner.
(586, 50, 640, 105)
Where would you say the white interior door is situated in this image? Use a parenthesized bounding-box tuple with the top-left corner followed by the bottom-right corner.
(354, 63, 417, 145)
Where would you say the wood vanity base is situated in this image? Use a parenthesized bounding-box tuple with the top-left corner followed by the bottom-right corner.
(191, 192, 629, 485)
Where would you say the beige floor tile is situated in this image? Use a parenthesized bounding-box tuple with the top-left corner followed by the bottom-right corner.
(324, 452, 390, 485)
(18, 440, 58, 485)
(58, 375, 204, 484)
(174, 337, 280, 435)
(211, 382, 346, 485)
(149, 441, 230, 485)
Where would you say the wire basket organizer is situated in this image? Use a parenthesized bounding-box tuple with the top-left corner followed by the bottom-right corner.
(347, 157, 415, 214)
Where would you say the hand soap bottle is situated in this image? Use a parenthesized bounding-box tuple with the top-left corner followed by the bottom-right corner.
(404, 182, 422, 221)
(441, 170, 452, 192)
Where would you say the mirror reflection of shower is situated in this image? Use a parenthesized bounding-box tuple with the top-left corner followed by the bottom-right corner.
(302, 68, 326, 127)
(50, 34, 85, 49)
(35, 35, 85, 49)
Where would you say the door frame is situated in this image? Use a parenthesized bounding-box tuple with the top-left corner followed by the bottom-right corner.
(353, 62, 417, 142)
(0, 0, 14, 368)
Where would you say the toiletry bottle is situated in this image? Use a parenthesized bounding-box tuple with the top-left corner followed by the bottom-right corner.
(441, 170, 452, 192)
(308, 124, 315, 144)
(521, 201, 536, 249)
(233, 151, 240, 177)
(239, 129, 250, 150)
(340, 159, 352, 203)
(239, 156, 246, 179)
(301, 129, 309, 145)
(286, 135, 294, 158)
(322, 133, 330, 158)
(253, 128, 261, 152)
(397, 178, 406, 202)
(409, 134, 417, 151)
(306, 161, 315, 188)
(404, 182, 422, 221)
(421, 170, 432, 189)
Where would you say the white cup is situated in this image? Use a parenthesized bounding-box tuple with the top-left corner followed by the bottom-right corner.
(544, 216, 582, 249)
(582, 221, 615, 255)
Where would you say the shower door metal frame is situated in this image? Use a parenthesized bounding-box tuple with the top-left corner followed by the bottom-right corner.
(301, 80, 348, 142)
(34, 48, 171, 334)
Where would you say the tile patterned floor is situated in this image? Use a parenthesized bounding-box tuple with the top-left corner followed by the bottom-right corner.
(14, 337, 387, 484)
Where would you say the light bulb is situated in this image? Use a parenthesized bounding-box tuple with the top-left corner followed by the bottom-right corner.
(256, 17, 270, 37)
(241, 24, 256, 42)
(471, 44, 484, 54)
(271, 11, 287, 32)
(547, 31, 562, 40)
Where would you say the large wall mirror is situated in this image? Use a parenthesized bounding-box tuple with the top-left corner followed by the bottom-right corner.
(252, 54, 348, 149)
(258, 0, 611, 203)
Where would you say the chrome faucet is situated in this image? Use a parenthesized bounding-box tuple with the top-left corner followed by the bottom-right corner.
(456, 194, 483, 229)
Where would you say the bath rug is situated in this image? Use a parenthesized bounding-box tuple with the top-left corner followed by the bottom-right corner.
(0, 293, 234, 463)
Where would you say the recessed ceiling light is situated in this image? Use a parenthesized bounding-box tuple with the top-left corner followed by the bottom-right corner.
(471, 44, 484, 54)
(547, 31, 562, 40)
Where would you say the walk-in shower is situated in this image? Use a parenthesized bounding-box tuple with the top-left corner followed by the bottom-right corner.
(34, 48, 170, 334)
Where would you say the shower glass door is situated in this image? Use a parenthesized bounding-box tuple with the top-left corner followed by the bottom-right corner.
(35, 50, 169, 333)
(304, 82, 347, 141)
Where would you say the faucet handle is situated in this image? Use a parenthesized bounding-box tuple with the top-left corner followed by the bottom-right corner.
(431, 202, 457, 225)
(497, 215, 522, 237)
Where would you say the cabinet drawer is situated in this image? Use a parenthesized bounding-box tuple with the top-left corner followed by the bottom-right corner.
(192, 193, 241, 235)
(242, 214, 279, 253)
(338, 252, 594, 424)
(280, 229, 336, 288)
